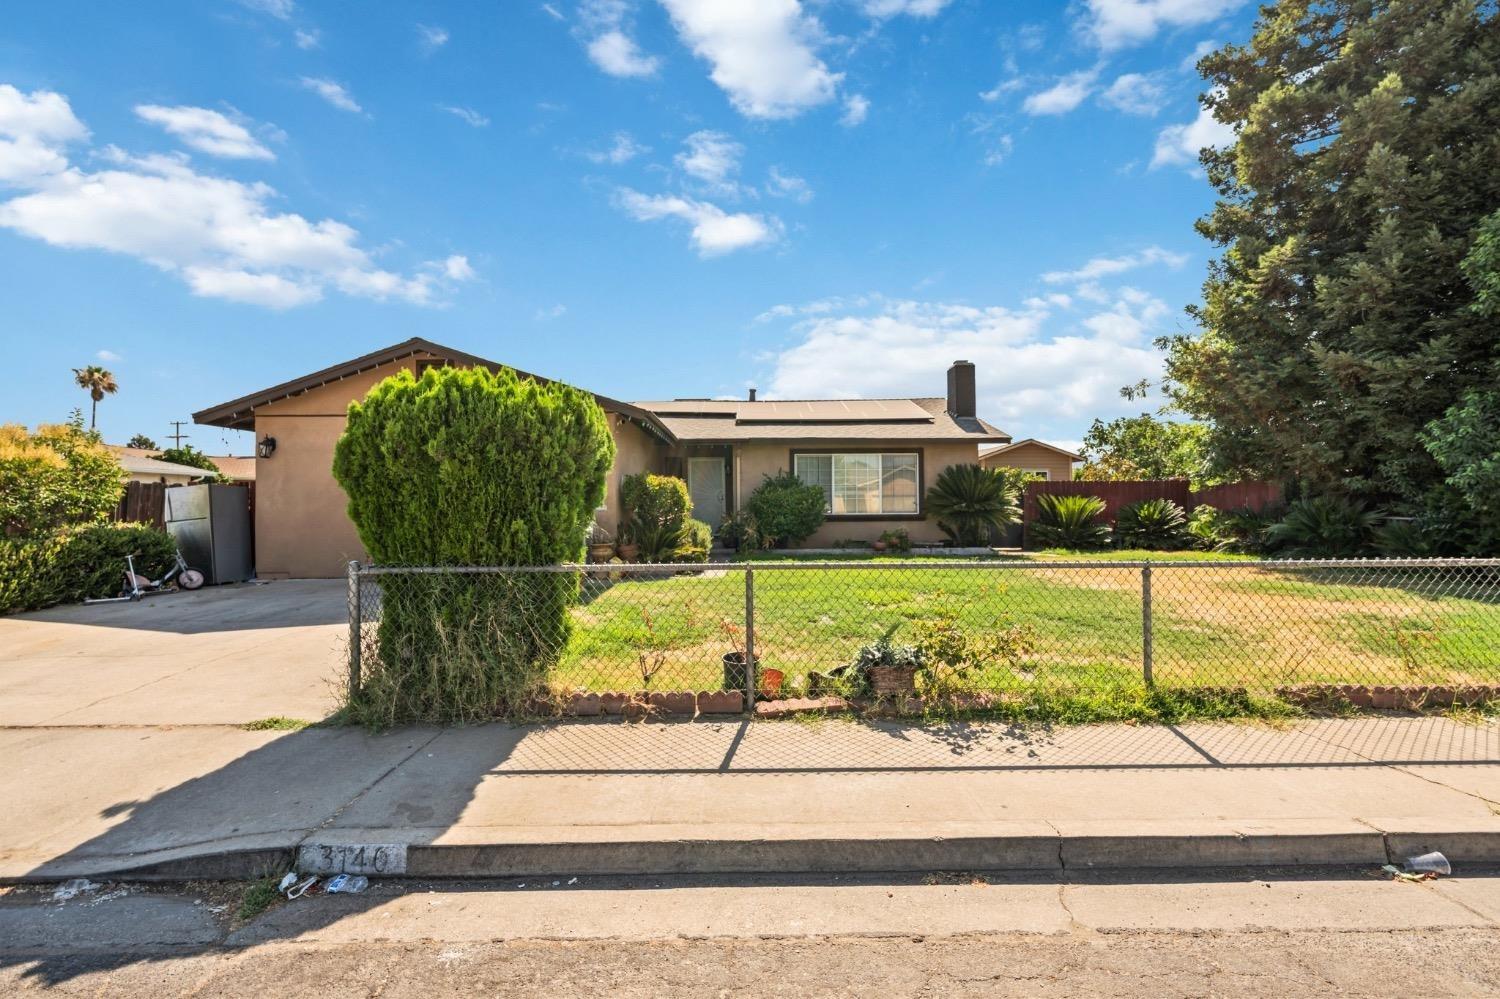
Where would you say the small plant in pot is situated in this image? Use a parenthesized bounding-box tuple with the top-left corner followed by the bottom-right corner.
(720, 621, 758, 694)
(587, 524, 616, 563)
(878, 527, 912, 553)
(851, 623, 926, 698)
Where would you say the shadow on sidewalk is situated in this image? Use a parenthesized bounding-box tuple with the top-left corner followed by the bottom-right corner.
(5, 712, 1497, 985)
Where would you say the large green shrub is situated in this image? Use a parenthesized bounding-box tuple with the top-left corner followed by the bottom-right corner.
(747, 471, 826, 547)
(156, 444, 226, 481)
(0, 523, 176, 615)
(674, 518, 713, 563)
(620, 473, 691, 561)
(1028, 494, 1111, 549)
(332, 365, 615, 724)
(1264, 497, 1381, 558)
(0, 416, 123, 537)
(1115, 498, 1190, 550)
(924, 464, 1020, 546)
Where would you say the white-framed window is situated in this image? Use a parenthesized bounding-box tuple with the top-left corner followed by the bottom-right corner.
(1026, 469, 1050, 481)
(793, 452, 920, 516)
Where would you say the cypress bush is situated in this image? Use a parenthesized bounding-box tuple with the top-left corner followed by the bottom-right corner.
(332, 365, 615, 723)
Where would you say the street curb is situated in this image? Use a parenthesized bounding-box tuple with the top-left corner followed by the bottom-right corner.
(16, 829, 1500, 882)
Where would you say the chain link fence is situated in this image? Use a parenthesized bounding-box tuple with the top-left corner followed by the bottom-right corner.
(347, 558, 1500, 722)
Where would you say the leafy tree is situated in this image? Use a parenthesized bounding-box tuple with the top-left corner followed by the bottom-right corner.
(923, 464, 1019, 546)
(1077, 413, 1214, 484)
(126, 434, 158, 450)
(157, 444, 224, 480)
(0, 414, 124, 537)
(72, 366, 117, 430)
(1160, 0, 1500, 522)
(332, 365, 615, 723)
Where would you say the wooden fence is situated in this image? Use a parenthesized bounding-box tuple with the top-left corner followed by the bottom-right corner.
(1022, 478, 1282, 547)
(112, 481, 167, 529)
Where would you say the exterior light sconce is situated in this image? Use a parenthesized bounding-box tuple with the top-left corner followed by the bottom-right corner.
(257, 435, 278, 459)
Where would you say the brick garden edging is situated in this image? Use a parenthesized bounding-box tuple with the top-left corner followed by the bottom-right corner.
(1276, 683, 1500, 710)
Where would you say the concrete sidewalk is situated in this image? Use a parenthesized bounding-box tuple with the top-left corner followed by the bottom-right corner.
(3, 716, 1499, 881)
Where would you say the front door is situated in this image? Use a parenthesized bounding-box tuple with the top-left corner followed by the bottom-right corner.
(687, 457, 726, 529)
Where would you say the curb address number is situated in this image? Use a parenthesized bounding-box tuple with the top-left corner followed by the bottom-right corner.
(298, 843, 408, 875)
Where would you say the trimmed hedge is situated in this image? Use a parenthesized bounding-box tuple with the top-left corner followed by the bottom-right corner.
(0, 523, 177, 615)
(332, 364, 616, 724)
(746, 471, 826, 547)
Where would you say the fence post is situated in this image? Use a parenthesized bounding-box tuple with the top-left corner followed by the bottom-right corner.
(1141, 563, 1154, 687)
(744, 566, 756, 711)
(347, 560, 362, 703)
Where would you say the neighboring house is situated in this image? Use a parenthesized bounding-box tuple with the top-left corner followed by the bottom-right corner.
(978, 439, 1082, 482)
(107, 446, 216, 486)
(193, 338, 1009, 578)
(207, 455, 256, 482)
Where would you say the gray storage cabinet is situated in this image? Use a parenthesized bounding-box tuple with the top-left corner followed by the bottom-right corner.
(164, 484, 254, 584)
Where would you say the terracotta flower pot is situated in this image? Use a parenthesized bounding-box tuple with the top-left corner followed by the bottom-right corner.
(757, 668, 785, 698)
(588, 543, 616, 563)
(616, 542, 640, 562)
(871, 540, 888, 552)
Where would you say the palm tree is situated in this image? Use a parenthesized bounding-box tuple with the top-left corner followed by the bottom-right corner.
(72, 365, 118, 430)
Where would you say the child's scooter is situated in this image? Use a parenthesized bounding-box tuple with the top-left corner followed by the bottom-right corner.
(85, 549, 205, 603)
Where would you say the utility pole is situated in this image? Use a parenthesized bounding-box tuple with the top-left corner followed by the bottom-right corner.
(167, 421, 190, 448)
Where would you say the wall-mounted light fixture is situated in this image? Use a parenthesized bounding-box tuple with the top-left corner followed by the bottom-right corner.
(257, 435, 278, 459)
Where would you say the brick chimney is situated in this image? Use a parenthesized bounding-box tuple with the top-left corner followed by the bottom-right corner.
(946, 360, 975, 419)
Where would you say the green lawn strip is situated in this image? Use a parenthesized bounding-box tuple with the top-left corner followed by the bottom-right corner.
(240, 717, 313, 732)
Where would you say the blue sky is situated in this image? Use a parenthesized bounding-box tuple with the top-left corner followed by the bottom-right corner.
(2, 0, 1249, 455)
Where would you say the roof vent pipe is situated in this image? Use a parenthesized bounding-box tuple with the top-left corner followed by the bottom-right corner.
(947, 360, 976, 419)
(748, 387, 757, 402)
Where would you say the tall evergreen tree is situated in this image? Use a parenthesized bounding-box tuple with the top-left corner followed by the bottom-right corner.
(1162, 0, 1500, 519)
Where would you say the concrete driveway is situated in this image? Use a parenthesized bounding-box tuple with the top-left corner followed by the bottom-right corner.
(0, 580, 344, 726)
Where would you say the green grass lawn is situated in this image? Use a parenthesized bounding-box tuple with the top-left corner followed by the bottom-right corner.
(551, 557, 1500, 695)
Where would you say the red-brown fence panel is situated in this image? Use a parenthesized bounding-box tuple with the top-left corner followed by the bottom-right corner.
(1191, 480, 1283, 512)
(111, 481, 166, 529)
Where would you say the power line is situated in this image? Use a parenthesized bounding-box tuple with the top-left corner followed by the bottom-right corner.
(167, 421, 190, 448)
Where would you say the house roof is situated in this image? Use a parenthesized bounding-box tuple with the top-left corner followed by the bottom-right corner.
(192, 337, 671, 439)
(107, 447, 216, 479)
(979, 438, 1083, 462)
(633, 396, 1010, 444)
(209, 455, 256, 480)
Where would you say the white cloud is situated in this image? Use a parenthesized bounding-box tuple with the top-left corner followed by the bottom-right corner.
(1099, 72, 1166, 116)
(1041, 245, 1188, 284)
(439, 105, 490, 127)
(615, 187, 781, 256)
(238, 0, 294, 19)
(1079, 0, 1243, 51)
(542, 3, 565, 20)
(0, 84, 89, 184)
(658, 0, 841, 119)
(135, 105, 275, 160)
(588, 29, 661, 77)
(96, 348, 122, 362)
(978, 78, 1024, 103)
(580, 1, 660, 77)
(0, 85, 472, 310)
(859, 0, 952, 16)
(300, 77, 363, 114)
(294, 28, 321, 49)
(982, 133, 1014, 166)
(1022, 70, 1098, 115)
(535, 303, 567, 320)
(840, 93, 870, 126)
(586, 131, 648, 164)
(418, 24, 450, 52)
(762, 291, 1167, 425)
(675, 130, 743, 194)
(765, 165, 812, 203)
(1180, 39, 1217, 71)
(1151, 101, 1235, 168)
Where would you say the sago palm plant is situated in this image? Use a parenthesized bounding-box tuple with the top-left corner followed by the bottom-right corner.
(1115, 498, 1189, 550)
(923, 464, 1020, 546)
(1029, 494, 1111, 550)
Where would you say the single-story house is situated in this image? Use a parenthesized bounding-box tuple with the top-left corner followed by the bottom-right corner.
(107, 446, 218, 486)
(978, 439, 1082, 482)
(193, 338, 1010, 578)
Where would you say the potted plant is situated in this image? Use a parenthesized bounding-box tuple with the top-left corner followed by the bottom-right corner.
(587, 524, 616, 563)
(871, 538, 888, 552)
(878, 527, 912, 553)
(614, 522, 641, 562)
(716, 510, 760, 552)
(720, 621, 758, 693)
(851, 623, 925, 697)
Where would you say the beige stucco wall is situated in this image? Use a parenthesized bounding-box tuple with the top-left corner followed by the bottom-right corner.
(980, 442, 1075, 482)
(247, 354, 660, 578)
(734, 440, 981, 547)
